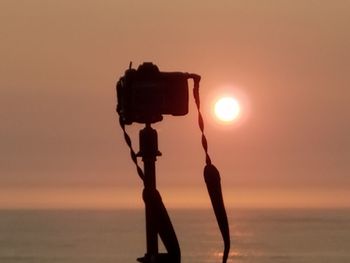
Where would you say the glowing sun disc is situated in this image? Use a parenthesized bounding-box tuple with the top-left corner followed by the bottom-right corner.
(214, 97, 240, 122)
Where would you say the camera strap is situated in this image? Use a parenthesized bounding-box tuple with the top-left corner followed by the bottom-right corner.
(118, 116, 145, 181)
(191, 76, 230, 263)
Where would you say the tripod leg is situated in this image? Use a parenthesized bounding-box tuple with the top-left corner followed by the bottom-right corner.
(142, 188, 181, 263)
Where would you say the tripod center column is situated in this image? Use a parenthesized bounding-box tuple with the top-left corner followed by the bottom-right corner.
(137, 124, 162, 259)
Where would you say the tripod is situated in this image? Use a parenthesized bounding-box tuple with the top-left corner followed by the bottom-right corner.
(116, 63, 230, 263)
(136, 124, 180, 263)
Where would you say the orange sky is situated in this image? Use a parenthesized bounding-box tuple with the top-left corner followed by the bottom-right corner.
(0, 1, 349, 209)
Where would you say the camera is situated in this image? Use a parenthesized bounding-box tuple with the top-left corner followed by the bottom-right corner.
(116, 62, 190, 124)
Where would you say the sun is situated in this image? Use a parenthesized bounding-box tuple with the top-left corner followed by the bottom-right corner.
(214, 97, 240, 122)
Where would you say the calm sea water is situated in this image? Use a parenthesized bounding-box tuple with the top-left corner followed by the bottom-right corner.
(0, 208, 349, 263)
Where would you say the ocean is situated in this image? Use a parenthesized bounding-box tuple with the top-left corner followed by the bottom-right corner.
(0, 208, 349, 263)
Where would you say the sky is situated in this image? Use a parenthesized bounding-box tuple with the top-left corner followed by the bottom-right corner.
(0, 0, 349, 209)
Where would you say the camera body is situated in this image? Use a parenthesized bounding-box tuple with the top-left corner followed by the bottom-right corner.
(117, 63, 189, 124)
